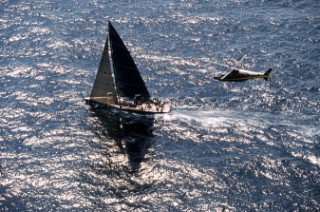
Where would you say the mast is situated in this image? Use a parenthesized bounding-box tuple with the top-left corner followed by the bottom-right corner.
(108, 28, 121, 108)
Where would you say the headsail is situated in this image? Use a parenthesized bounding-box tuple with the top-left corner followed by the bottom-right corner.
(90, 38, 117, 103)
(108, 21, 150, 101)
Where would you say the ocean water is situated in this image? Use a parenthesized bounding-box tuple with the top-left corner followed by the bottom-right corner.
(1, 0, 319, 211)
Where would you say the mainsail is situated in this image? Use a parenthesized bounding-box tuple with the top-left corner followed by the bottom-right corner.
(108, 21, 150, 101)
(90, 38, 117, 103)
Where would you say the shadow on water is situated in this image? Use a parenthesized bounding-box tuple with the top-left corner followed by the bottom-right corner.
(89, 105, 154, 174)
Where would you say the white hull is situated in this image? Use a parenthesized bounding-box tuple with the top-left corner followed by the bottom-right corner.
(86, 97, 171, 114)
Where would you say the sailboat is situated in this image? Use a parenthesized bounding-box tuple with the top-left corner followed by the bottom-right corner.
(86, 21, 171, 114)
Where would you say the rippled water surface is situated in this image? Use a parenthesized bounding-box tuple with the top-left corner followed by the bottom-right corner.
(1, 0, 320, 211)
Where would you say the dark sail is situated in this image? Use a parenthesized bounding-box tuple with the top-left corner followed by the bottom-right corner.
(90, 38, 117, 102)
(108, 21, 150, 101)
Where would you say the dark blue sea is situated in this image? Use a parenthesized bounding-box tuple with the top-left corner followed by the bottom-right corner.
(1, 0, 319, 211)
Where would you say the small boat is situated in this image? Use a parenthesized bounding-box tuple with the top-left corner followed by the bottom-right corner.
(214, 68, 272, 82)
(86, 21, 171, 114)
(214, 54, 272, 81)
